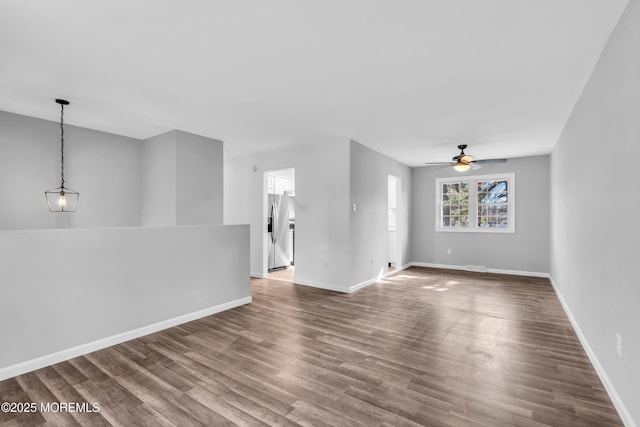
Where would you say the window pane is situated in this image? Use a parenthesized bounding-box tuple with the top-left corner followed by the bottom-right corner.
(478, 180, 508, 203)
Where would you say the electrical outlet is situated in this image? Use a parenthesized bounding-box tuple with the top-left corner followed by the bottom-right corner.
(616, 333, 622, 358)
(370, 258, 374, 266)
(447, 248, 452, 255)
(353, 203, 357, 212)
(324, 262, 328, 269)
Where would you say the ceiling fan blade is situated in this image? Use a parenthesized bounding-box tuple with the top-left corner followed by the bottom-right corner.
(424, 162, 452, 166)
(424, 146, 507, 169)
(474, 158, 507, 164)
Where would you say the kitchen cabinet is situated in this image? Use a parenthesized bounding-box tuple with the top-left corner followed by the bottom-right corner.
(268, 176, 294, 195)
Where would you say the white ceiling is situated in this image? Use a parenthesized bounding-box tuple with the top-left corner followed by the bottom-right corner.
(0, 0, 628, 166)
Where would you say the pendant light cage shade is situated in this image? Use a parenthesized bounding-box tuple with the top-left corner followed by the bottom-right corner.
(46, 98, 79, 212)
(45, 187, 79, 212)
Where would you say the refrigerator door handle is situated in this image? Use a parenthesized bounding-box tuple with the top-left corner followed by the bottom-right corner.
(270, 203, 277, 244)
(273, 203, 279, 243)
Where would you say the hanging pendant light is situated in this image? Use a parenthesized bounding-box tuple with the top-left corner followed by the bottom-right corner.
(45, 99, 79, 212)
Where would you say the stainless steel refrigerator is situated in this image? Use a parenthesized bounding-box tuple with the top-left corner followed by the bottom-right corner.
(268, 193, 292, 271)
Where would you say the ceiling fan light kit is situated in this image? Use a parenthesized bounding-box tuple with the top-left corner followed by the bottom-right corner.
(424, 144, 507, 172)
(453, 161, 471, 172)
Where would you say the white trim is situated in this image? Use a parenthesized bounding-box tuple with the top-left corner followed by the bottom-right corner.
(294, 263, 414, 294)
(389, 262, 413, 275)
(435, 172, 515, 234)
(250, 272, 265, 279)
(410, 262, 549, 278)
(486, 267, 549, 278)
(0, 296, 252, 382)
(348, 276, 380, 293)
(411, 261, 467, 271)
(348, 263, 413, 292)
(548, 276, 636, 427)
(293, 278, 350, 293)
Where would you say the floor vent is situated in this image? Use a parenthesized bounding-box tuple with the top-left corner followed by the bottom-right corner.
(466, 265, 487, 273)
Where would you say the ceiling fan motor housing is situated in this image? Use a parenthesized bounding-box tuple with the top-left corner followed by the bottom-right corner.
(453, 145, 472, 163)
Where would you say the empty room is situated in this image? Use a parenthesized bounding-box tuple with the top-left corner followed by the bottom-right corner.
(0, 1, 638, 426)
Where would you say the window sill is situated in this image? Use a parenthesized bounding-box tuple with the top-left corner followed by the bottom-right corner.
(435, 227, 515, 234)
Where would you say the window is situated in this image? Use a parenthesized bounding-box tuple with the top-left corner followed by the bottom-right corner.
(435, 173, 515, 233)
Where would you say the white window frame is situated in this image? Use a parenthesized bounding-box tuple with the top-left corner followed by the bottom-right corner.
(435, 173, 515, 233)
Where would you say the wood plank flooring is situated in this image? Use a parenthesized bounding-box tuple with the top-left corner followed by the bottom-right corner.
(0, 267, 623, 426)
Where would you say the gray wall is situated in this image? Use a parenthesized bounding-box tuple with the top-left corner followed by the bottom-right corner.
(0, 225, 250, 377)
(176, 130, 224, 225)
(0, 110, 142, 230)
(0, 112, 223, 230)
(412, 155, 550, 274)
(142, 130, 223, 226)
(349, 140, 412, 285)
(550, 0, 639, 423)
(141, 131, 177, 226)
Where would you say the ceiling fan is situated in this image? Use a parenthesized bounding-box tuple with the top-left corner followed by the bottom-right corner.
(424, 144, 507, 172)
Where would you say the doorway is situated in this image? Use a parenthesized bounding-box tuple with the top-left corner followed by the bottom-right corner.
(388, 175, 401, 272)
(265, 168, 295, 282)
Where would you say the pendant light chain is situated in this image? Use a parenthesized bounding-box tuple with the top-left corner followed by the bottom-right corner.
(45, 98, 78, 212)
(60, 102, 65, 189)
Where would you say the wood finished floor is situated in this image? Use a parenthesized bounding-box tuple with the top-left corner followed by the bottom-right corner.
(266, 267, 295, 283)
(0, 267, 622, 426)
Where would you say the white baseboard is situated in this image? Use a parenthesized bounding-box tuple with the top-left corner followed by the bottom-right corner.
(486, 267, 549, 278)
(548, 277, 636, 427)
(389, 262, 413, 275)
(347, 263, 412, 292)
(293, 278, 349, 293)
(295, 263, 413, 294)
(347, 276, 380, 293)
(0, 296, 252, 382)
(411, 262, 467, 271)
(410, 262, 549, 278)
(250, 272, 265, 279)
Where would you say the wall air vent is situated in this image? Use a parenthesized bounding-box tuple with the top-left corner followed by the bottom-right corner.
(466, 265, 487, 273)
